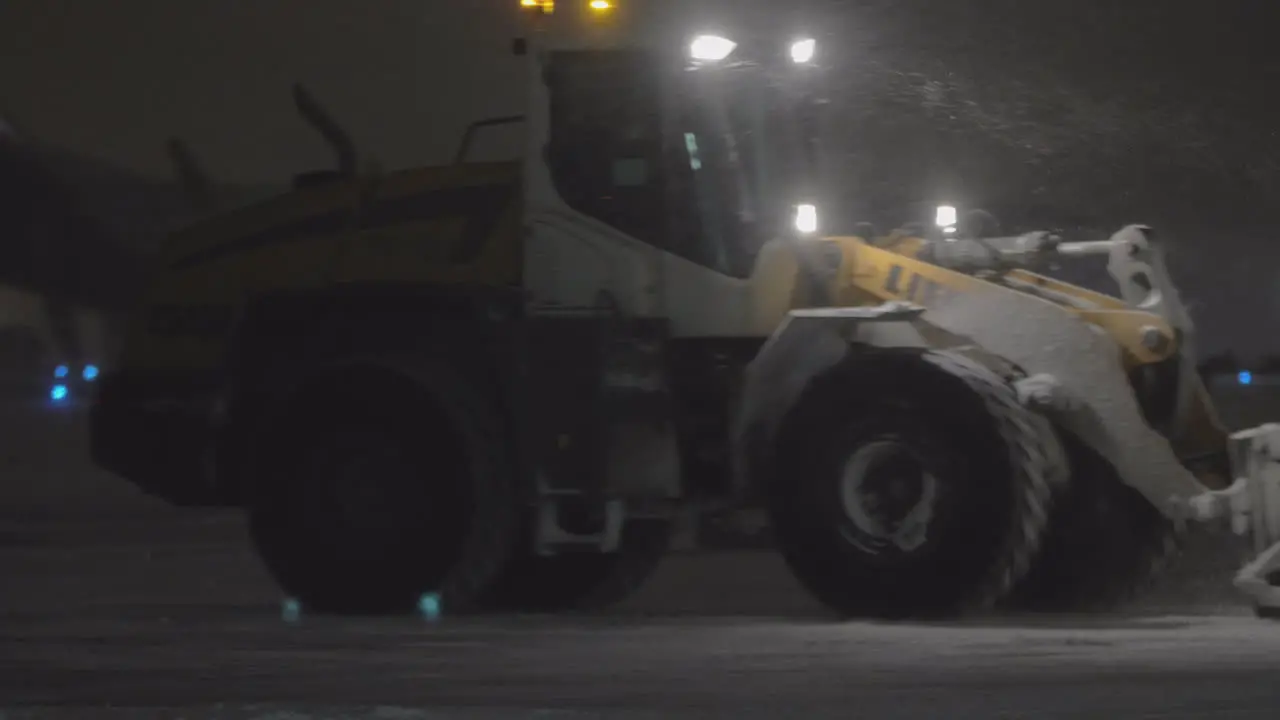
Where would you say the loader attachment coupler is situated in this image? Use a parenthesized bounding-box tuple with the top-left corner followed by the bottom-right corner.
(1186, 423, 1280, 616)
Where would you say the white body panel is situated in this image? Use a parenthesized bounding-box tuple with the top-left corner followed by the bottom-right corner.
(520, 44, 658, 316)
(922, 289, 1209, 507)
(523, 209, 663, 315)
(658, 249, 800, 338)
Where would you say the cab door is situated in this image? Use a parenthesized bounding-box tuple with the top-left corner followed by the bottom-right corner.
(521, 49, 667, 315)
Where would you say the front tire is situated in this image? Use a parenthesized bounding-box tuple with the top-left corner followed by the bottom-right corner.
(766, 351, 1059, 619)
(1004, 434, 1178, 613)
(245, 363, 515, 615)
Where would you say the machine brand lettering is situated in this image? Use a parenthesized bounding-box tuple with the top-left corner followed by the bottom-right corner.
(883, 264, 950, 308)
(905, 273, 922, 301)
(884, 265, 903, 294)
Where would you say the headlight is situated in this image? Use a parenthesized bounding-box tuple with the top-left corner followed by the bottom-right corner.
(790, 38, 816, 64)
(794, 203, 818, 234)
(690, 35, 737, 62)
(935, 204, 957, 236)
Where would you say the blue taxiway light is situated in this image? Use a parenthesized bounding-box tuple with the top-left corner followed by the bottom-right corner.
(82, 364, 100, 381)
(1238, 370, 1254, 386)
(281, 597, 302, 624)
(50, 384, 69, 402)
(54, 364, 69, 379)
(418, 593, 442, 621)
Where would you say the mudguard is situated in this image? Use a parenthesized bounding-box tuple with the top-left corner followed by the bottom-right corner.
(732, 302, 931, 496)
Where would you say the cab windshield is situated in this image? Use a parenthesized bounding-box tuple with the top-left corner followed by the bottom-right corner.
(544, 49, 813, 278)
(669, 65, 810, 276)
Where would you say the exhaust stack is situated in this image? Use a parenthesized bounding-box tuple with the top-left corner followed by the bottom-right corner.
(292, 84, 357, 179)
(166, 137, 215, 213)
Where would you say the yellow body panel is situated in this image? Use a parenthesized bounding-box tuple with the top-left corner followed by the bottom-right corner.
(333, 163, 523, 286)
(123, 162, 522, 372)
(827, 235, 1176, 365)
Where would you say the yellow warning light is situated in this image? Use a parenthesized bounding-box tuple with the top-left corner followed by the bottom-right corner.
(588, 0, 614, 10)
(521, 0, 554, 13)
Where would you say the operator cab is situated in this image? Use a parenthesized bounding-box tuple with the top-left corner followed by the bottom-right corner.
(533, 20, 823, 280)
(545, 42, 814, 278)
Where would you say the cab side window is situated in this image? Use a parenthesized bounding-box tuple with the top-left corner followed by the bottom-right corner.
(544, 51, 665, 246)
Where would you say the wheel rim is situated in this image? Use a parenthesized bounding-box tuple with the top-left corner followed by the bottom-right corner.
(838, 440, 939, 556)
(247, 365, 518, 616)
(261, 408, 472, 601)
(307, 429, 428, 537)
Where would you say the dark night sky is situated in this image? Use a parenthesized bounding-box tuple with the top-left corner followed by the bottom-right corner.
(2, 0, 1278, 358)
(1, 0, 527, 183)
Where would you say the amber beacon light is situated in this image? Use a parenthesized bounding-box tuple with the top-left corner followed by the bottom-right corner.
(520, 0, 555, 14)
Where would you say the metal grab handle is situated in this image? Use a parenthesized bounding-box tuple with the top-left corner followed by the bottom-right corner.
(1055, 239, 1120, 257)
(454, 115, 526, 164)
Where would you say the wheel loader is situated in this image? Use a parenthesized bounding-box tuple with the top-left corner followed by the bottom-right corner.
(88, 0, 1280, 618)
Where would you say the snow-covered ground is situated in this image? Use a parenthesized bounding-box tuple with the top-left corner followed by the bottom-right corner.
(3, 407, 1279, 718)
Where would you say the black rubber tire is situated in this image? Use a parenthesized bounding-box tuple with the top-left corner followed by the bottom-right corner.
(245, 363, 515, 615)
(1256, 604, 1280, 620)
(1005, 434, 1178, 613)
(480, 517, 672, 613)
(766, 351, 1057, 620)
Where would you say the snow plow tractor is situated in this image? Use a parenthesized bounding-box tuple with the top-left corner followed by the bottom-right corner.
(88, 0, 1280, 618)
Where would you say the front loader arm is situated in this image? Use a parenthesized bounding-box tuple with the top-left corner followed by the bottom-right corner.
(803, 224, 1274, 614)
(823, 227, 1233, 484)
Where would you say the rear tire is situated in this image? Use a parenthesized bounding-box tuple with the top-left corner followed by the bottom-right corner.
(481, 517, 671, 613)
(766, 351, 1059, 619)
(245, 363, 515, 615)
